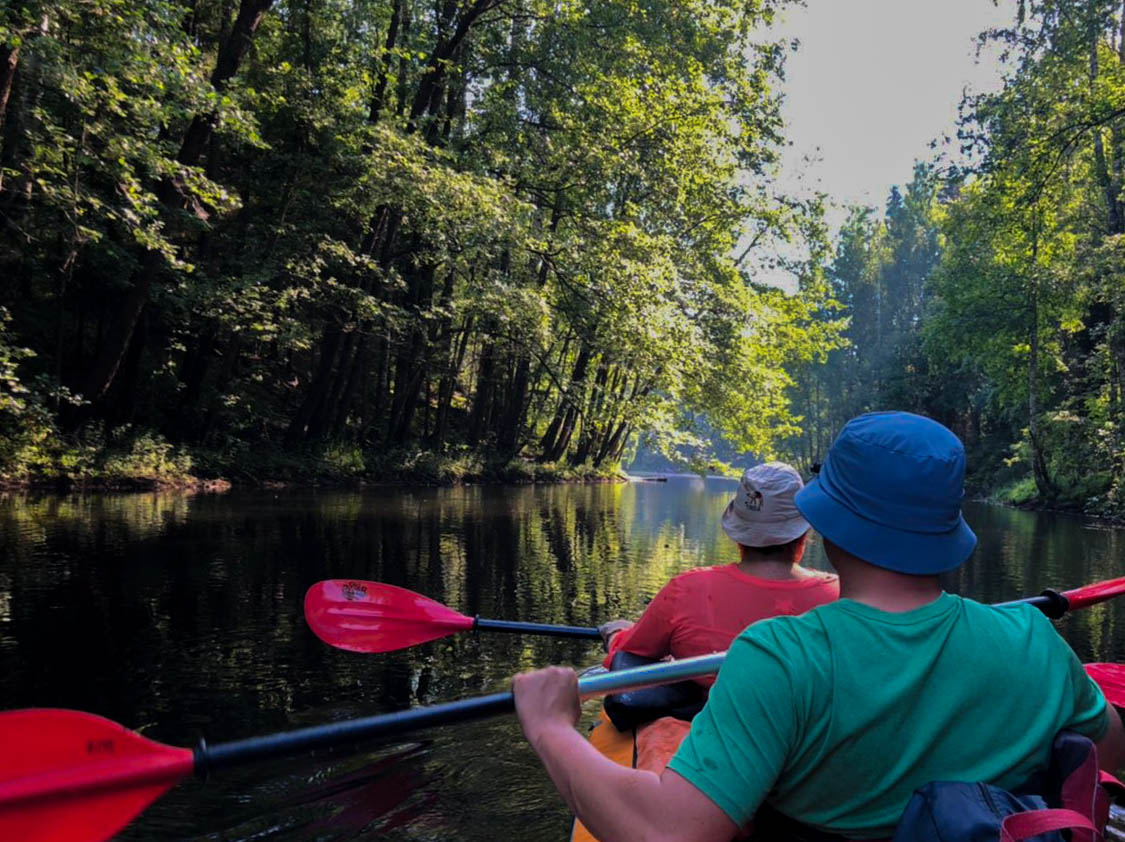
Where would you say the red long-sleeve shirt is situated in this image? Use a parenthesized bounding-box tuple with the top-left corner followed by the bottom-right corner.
(605, 564, 839, 686)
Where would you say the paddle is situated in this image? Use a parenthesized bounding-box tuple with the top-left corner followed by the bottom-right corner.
(7, 574, 1125, 841)
(304, 579, 601, 653)
(0, 654, 722, 842)
(995, 575, 1125, 616)
(305, 575, 1125, 655)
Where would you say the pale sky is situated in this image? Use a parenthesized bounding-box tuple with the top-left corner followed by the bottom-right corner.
(774, 0, 1012, 216)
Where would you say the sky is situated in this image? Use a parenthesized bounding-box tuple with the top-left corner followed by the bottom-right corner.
(773, 0, 1013, 217)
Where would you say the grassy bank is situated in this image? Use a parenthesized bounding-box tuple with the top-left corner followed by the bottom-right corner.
(983, 472, 1125, 522)
(0, 429, 625, 491)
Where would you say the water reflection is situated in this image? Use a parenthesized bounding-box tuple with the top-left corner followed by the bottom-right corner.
(0, 483, 1122, 839)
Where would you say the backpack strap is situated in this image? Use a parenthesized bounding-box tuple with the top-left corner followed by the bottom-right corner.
(1050, 731, 1109, 842)
(999, 807, 1100, 842)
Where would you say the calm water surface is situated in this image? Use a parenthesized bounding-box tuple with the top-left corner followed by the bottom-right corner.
(2, 478, 1125, 839)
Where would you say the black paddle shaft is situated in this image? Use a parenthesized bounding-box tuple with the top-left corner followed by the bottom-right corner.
(472, 617, 602, 639)
(195, 692, 516, 775)
(1003, 589, 1070, 619)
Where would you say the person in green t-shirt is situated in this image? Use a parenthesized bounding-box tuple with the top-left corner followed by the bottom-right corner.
(512, 411, 1125, 842)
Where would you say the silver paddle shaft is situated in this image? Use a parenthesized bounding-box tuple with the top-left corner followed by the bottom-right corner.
(576, 652, 726, 699)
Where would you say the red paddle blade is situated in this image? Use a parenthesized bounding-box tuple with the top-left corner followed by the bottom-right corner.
(1063, 576, 1125, 610)
(1086, 663, 1125, 709)
(305, 580, 475, 653)
(0, 708, 194, 842)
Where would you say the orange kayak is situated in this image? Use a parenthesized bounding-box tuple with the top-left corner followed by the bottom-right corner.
(570, 712, 636, 842)
(570, 712, 691, 842)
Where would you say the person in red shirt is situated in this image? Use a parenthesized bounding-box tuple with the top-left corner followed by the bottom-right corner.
(600, 462, 839, 687)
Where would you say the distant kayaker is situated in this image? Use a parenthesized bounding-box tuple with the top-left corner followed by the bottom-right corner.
(513, 411, 1125, 842)
(599, 461, 839, 688)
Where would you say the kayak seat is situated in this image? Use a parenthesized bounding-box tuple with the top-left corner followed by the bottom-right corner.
(602, 650, 706, 731)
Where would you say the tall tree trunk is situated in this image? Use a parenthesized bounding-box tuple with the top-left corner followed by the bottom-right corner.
(308, 331, 359, 440)
(524, 331, 569, 438)
(594, 420, 628, 468)
(569, 356, 608, 466)
(0, 42, 18, 145)
(0, 11, 46, 210)
(327, 333, 371, 438)
(1027, 232, 1054, 500)
(285, 330, 344, 444)
(1090, 20, 1122, 233)
(496, 197, 561, 454)
(433, 316, 472, 447)
(467, 336, 497, 446)
(369, 0, 403, 123)
(496, 354, 531, 454)
(541, 344, 591, 462)
(387, 260, 437, 443)
(407, 0, 497, 130)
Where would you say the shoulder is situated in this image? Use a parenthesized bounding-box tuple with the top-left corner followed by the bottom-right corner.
(721, 611, 832, 702)
(958, 597, 1064, 643)
(670, 565, 732, 589)
(962, 596, 1049, 626)
(735, 606, 832, 659)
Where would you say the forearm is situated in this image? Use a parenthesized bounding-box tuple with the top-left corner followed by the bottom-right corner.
(1098, 704, 1125, 773)
(529, 722, 736, 842)
(530, 722, 675, 842)
(512, 665, 736, 842)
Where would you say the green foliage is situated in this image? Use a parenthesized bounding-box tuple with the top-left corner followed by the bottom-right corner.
(784, 1, 1125, 516)
(994, 476, 1039, 506)
(783, 165, 940, 470)
(0, 307, 33, 416)
(0, 423, 194, 487)
(99, 431, 194, 482)
(0, 0, 837, 485)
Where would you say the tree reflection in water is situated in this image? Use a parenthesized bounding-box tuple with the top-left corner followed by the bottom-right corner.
(0, 484, 1122, 839)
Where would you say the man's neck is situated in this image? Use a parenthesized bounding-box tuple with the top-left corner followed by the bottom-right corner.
(736, 558, 803, 581)
(831, 550, 942, 612)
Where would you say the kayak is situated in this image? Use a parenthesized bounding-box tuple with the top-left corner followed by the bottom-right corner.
(570, 655, 694, 842)
(570, 712, 636, 842)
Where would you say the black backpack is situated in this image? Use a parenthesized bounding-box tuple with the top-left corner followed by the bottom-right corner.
(890, 732, 1108, 842)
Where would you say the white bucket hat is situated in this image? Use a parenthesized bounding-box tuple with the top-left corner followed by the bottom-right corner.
(721, 462, 811, 547)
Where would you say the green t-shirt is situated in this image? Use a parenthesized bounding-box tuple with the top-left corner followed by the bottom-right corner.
(667, 593, 1108, 839)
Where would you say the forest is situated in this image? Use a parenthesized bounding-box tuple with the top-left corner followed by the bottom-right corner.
(8, 0, 1125, 514)
(0, 0, 838, 486)
(789, 0, 1125, 515)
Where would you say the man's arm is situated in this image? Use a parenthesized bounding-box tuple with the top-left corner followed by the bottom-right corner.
(1097, 703, 1125, 773)
(514, 666, 737, 842)
(602, 580, 678, 666)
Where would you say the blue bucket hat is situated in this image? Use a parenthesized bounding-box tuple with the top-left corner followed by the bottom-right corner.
(794, 411, 977, 574)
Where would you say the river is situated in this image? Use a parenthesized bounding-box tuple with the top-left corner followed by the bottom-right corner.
(1, 478, 1124, 839)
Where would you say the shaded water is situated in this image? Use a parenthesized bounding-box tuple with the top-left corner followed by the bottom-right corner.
(1, 479, 1124, 839)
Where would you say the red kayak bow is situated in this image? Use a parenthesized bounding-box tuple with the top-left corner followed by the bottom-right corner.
(1086, 663, 1125, 708)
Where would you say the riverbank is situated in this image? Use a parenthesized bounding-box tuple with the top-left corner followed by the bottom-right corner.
(0, 433, 626, 491)
(976, 474, 1125, 526)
